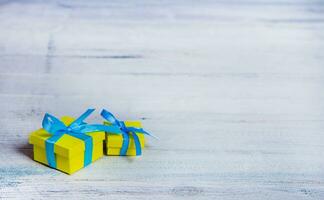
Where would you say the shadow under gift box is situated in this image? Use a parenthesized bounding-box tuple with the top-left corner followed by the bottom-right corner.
(104, 121, 145, 156)
(29, 116, 105, 174)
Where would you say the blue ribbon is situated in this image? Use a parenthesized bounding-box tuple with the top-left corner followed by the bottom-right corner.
(100, 109, 152, 156)
(42, 108, 122, 168)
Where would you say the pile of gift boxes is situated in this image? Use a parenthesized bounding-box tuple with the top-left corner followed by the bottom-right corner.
(28, 109, 153, 174)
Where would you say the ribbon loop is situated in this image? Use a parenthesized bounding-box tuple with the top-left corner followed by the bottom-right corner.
(100, 109, 119, 125)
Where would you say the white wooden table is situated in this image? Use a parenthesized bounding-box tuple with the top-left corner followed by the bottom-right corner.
(1, 0, 324, 199)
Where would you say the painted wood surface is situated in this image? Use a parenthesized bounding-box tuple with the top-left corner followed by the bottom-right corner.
(1, 0, 324, 199)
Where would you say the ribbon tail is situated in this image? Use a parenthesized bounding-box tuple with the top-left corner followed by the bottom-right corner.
(142, 131, 159, 140)
(127, 127, 158, 139)
(69, 108, 95, 127)
(132, 133, 142, 156)
(120, 133, 129, 156)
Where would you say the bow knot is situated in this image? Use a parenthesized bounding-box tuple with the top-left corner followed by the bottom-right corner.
(118, 122, 130, 133)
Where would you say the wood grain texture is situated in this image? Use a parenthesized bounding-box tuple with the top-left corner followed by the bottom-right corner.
(1, 0, 324, 199)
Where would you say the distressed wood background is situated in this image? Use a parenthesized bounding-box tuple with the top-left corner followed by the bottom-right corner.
(1, 0, 324, 199)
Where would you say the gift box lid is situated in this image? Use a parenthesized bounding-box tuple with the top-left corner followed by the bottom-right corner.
(29, 116, 105, 158)
(104, 121, 145, 148)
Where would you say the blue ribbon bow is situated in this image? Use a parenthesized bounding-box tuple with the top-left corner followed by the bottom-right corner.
(43, 108, 121, 168)
(100, 109, 152, 156)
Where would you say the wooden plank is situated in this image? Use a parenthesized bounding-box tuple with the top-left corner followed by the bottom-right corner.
(1, 0, 324, 199)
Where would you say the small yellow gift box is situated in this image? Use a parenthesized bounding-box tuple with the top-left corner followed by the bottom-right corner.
(29, 115, 105, 174)
(105, 121, 145, 156)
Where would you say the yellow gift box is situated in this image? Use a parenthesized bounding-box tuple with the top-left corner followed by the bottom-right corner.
(29, 116, 105, 174)
(104, 121, 145, 156)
